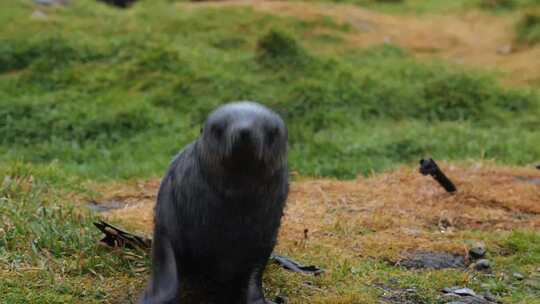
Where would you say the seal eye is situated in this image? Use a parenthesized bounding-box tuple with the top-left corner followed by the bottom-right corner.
(267, 126, 280, 144)
(211, 124, 224, 138)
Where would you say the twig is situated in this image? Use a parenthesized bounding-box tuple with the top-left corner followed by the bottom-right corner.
(419, 158, 457, 193)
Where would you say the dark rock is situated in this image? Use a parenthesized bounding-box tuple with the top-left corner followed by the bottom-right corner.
(97, 0, 137, 8)
(33, 0, 68, 5)
(469, 245, 487, 259)
(441, 287, 496, 304)
(275, 295, 289, 304)
(483, 292, 498, 302)
(473, 259, 491, 271)
(398, 251, 465, 270)
(442, 296, 489, 304)
(441, 294, 488, 304)
(535, 164, 540, 170)
(453, 300, 485, 304)
(441, 294, 462, 303)
(443, 287, 455, 293)
(453, 288, 476, 297)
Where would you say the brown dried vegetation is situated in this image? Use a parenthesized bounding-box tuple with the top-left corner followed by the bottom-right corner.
(185, 0, 540, 86)
(90, 163, 540, 263)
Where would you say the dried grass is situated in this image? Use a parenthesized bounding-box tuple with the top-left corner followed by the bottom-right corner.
(89, 163, 540, 262)
(184, 0, 540, 86)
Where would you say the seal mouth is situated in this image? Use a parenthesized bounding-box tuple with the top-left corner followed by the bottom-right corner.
(226, 126, 264, 162)
(228, 142, 263, 163)
(223, 136, 266, 173)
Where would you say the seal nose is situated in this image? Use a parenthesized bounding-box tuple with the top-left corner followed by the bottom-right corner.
(229, 123, 262, 159)
(238, 128, 251, 143)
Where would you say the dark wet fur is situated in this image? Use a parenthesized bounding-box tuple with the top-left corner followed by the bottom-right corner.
(141, 102, 289, 304)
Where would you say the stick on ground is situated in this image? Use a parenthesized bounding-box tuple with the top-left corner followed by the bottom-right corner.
(94, 220, 324, 275)
(419, 158, 457, 193)
(93, 220, 152, 252)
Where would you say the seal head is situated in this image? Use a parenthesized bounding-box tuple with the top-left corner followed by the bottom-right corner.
(199, 101, 287, 176)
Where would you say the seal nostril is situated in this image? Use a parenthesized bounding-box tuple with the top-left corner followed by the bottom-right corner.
(239, 128, 251, 141)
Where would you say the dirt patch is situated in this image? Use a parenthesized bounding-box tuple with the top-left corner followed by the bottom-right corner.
(88, 163, 540, 262)
(86, 200, 128, 212)
(183, 0, 540, 87)
(82, 179, 159, 233)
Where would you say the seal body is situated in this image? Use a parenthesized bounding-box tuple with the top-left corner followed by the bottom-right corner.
(141, 102, 289, 304)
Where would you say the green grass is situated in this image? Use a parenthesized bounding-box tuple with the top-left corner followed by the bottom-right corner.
(1, 1, 539, 179)
(2, 165, 540, 303)
(295, 0, 540, 14)
(1, 1, 540, 302)
(461, 230, 540, 303)
(516, 11, 540, 45)
(0, 163, 147, 303)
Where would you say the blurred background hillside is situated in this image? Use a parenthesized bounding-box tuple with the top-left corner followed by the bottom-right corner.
(1, 0, 539, 179)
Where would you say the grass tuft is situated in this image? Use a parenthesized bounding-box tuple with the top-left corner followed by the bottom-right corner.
(256, 29, 311, 68)
(0, 163, 146, 302)
(516, 11, 540, 45)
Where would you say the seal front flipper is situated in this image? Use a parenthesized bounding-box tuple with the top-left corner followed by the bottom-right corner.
(140, 172, 181, 304)
(140, 233, 179, 304)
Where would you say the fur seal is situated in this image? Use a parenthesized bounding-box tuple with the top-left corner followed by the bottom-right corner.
(141, 101, 289, 304)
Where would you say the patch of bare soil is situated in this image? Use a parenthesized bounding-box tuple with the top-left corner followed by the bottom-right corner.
(183, 0, 540, 87)
(87, 163, 540, 261)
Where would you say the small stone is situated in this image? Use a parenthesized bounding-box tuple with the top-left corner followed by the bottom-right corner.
(513, 272, 524, 280)
(404, 288, 416, 293)
(399, 251, 465, 270)
(33, 0, 68, 5)
(453, 288, 477, 297)
(445, 302, 467, 304)
(443, 287, 456, 293)
(474, 259, 491, 271)
(497, 44, 513, 55)
(536, 164, 540, 170)
(274, 295, 288, 304)
(469, 245, 487, 259)
(97, 0, 136, 8)
(403, 228, 422, 236)
(31, 10, 47, 20)
(483, 292, 498, 302)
